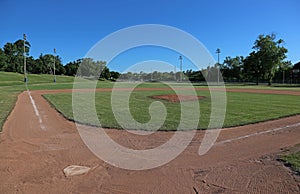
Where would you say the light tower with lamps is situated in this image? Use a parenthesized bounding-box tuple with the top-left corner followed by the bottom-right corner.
(216, 48, 221, 85)
(53, 48, 56, 83)
(23, 34, 27, 83)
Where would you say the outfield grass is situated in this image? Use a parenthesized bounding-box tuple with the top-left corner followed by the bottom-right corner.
(0, 71, 74, 86)
(1, 71, 300, 131)
(44, 89, 300, 130)
(0, 71, 75, 131)
(0, 86, 24, 131)
(223, 84, 300, 91)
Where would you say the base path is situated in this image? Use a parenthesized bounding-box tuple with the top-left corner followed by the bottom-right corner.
(0, 88, 300, 193)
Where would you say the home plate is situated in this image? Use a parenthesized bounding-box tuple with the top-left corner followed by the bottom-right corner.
(63, 165, 91, 177)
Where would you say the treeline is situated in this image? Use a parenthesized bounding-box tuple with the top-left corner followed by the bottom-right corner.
(1, 33, 299, 85)
(0, 38, 120, 80)
(64, 58, 120, 80)
(218, 34, 299, 84)
(0, 40, 66, 75)
(119, 34, 300, 85)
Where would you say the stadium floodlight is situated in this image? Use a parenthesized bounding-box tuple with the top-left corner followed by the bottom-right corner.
(53, 48, 56, 83)
(216, 48, 221, 85)
(23, 34, 27, 83)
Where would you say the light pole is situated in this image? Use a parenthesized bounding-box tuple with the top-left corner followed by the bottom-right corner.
(53, 48, 56, 83)
(23, 34, 27, 83)
(179, 55, 182, 82)
(216, 48, 221, 85)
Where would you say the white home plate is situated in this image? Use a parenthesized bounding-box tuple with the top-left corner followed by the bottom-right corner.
(63, 165, 91, 177)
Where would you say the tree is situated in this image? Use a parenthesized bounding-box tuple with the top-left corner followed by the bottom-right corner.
(54, 56, 66, 75)
(77, 58, 106, 78)
(221, 56, 244, 81)
(244, 34, 288, 85)
(273, 60, 292, 83)
(243, 51, 262, 84)
(36, 54, 65, 75)
(3, 40, 30, 73)
(39, 54, 55, 74)
(110, 71, 120, 80)
(26, 56, 38, 74)
(184, 69, 204, 82)
(3, 42, 17, 72)
(0, 48, 7, 71)
(65, 59, 81, 76)
(100, 66, 110, 80)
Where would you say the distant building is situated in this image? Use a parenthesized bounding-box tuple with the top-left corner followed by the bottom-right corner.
(291, 61, 300, 83)
(293, 61, 300, 70)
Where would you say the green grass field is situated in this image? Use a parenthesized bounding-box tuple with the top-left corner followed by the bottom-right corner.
(0, 71, 74, 86)
(1, 71, 300, 132)
(44, 89, 300, 130)
(0, 72, 75, 131)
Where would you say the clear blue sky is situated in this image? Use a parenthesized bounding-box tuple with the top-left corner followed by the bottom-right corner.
(1, 0, 299, 72)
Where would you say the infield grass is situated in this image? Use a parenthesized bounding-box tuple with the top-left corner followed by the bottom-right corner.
(44, 88, 300, 130)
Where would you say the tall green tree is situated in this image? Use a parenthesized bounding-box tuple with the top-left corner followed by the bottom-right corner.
(3, 40, 30, 73)
(244, 34, 288, 85)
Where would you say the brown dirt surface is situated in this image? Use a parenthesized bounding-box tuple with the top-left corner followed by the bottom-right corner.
(150, 94, 205, 103)
(0, 88, 300, 193)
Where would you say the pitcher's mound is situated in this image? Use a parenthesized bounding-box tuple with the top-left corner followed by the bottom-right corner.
(150, 94, 205, 103)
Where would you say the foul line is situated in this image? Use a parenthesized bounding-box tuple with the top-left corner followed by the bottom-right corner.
(26, 85, 46, 130)
(216, 122, 300, 145)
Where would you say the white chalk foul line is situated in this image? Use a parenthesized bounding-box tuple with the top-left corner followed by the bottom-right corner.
(26, 89, 46, 130)
(216, 122, 300, 145)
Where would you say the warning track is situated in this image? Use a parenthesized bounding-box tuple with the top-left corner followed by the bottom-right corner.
(0, 88, 299, 193)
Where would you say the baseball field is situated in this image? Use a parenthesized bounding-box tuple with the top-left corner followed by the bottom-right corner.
(0, 71, 300, 193)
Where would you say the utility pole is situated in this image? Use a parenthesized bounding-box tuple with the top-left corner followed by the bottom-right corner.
(216, 48, 221, 85)
(53, 48, 56, 83)
(23, 34, 27, 83)
(179, 55, 182, 82)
